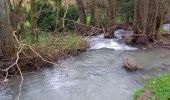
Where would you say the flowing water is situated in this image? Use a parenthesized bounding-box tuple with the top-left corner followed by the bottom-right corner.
(162, 24, 170, 32)
(0, 29, 170, 100)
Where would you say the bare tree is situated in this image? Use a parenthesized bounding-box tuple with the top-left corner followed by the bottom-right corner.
(108, 0, 117, 24)
(133, 0, 168, 44)
(89, 0, 96, 26)
(76, 0, 86, 24)
(88, 0, 117, 27)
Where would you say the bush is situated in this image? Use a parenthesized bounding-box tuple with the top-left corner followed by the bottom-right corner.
(36, 1, 78, 32)
(117, 0, 134, 23)
(36, 1, 57, 31)
(64, 5, 79, 30)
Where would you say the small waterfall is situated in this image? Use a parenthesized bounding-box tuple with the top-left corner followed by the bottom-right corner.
(162, 24, 170, 32)
(88, 30, 137, 50)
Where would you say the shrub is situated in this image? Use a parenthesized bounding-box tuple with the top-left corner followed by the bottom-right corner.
(36, 1, 56, 31)
(64, 5, 79, 30)
(36, 1, 78, 32)
(117, 0, 134, 23)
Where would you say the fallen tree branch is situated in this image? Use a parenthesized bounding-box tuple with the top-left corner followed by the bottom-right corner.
(123, 57, 143, 71)
(0, 30, 61, 100)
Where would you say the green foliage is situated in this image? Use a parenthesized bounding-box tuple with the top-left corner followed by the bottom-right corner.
(24, 31, 48, 45)
(24, 21, 32, 31)
(23, 32, 88, 54)
(133, 88, 144, 100)
(60, 34, 85, 50)
(86, 16, 91, 25)
(115, 16, 126, 24)
(117, 0, 134, 23)
(64, 5, 79, 30)
(54, 0, 62, 6)
(38, 10, 56, 31)
(36, 1, 56, 31)
(147, 75, 170, 100)
(100, 16, 110, 26)
(35, 0, 78, 32)
(66, 5, 79, 21)
(134, 74, 170, 100)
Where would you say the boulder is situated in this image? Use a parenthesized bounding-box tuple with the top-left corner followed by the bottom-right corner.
(123, 57, 143, 72)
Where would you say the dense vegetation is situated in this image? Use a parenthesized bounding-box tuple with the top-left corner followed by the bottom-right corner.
(0, 0, 89, 75)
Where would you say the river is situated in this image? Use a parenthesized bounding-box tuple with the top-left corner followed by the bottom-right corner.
(0, 29, 170, 100)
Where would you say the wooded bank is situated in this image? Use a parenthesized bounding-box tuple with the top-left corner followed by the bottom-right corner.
(0, 0, 170, 77)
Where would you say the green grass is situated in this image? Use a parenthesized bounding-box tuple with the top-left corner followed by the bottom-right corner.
(23, 32, 88, 60)
(133, 74, 170, 100)
(59, 34, 87, 50)
(133, 88, 144, 100)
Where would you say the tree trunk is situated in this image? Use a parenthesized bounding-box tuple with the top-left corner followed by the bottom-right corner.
(76, 0, 86, 24)
(90, 0, 96, 26)
(133, 0, 167, 44)
(108, 0, 116, 25)
(30, 0, 38, 42)
(0, 0, 4, 40)
(0, 0, 17, 57)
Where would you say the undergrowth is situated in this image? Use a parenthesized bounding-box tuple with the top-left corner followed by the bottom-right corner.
(23, 32, 88, 60)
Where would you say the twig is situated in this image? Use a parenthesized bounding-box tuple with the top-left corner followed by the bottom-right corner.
(62, 0, 69, 28)
(0, 30, 61, 100)
(15, 64, 23, 100)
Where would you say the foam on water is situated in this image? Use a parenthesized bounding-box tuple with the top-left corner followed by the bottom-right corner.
(88, 34, 137, 50)
(162, 24, 170, 32)
(88, 24, 170, 50)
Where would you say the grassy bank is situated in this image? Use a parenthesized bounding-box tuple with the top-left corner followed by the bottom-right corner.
(6, 33, 89, 72)
(133, 74, 170, 100)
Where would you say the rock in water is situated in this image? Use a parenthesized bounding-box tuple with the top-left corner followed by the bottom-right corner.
(123, 57, 143, 71)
